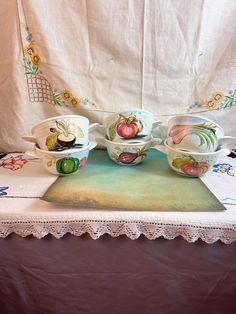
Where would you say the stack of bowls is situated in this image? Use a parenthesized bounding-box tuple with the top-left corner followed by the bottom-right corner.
(154, 114, 235, 177)
(97, 109, 162, 166)
(23, 115, 99, 176)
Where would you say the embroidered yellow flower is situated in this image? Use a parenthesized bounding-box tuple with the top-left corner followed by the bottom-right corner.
(60, 89, 72, 101)
(24, 42, 35, 57)
(31, 54, 41, 65)
(212, 91, 224, 104)
(70, 96, 83, 107)
(201, 98, 217, 110)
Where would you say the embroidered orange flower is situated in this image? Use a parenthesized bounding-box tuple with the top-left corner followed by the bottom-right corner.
(212, 91, 224, 104)
(31, 54, 41, 65)
(70, 96, 83, 107)
(24, 42, 35, 57)
(60, 89, 72, 101)
(201, 98, 217, 110)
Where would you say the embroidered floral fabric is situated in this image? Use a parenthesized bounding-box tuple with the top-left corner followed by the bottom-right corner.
(0, 152, 235, 243)
(0, 0, 236, 151)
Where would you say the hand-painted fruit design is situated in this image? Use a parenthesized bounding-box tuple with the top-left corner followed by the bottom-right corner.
(108, 115, 143, 140)
(169, 123, 217, 149)
(172, 156, 210, 177)
(116, 146, 147, 164)
(46, 120, 84, 150)
(55, 121, 76, 147)
(56, 157, 80, 174)
(116, 115, 143, 138)
(78, 156, 88, 169)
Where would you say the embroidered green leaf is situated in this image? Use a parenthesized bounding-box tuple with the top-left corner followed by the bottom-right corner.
(219, 96, 233, 109)
(52, 92, 68, 106)
(24, 59, 38, 75)
(52, 92, 62, 106)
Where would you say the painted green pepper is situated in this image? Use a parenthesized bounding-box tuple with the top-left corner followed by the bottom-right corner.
(56, 157, 80, 174)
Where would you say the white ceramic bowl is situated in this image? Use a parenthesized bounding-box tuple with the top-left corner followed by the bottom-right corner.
(23, 115, 100, 151)
(166, 114, 234, 153)
(97, 136, 161, 166)
(103, 109, 162, 142)
(154, 139, 231, 177)
(26, 141, 97, 176)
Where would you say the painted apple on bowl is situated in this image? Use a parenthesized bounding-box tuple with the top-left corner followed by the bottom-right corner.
(104, 109, 162, 142)
(116, 115, 143, 139)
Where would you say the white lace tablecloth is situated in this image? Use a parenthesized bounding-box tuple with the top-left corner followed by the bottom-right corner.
(0, 152, 236, 244)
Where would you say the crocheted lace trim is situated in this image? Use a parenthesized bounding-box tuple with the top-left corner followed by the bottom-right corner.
(0, 220, 235, 244)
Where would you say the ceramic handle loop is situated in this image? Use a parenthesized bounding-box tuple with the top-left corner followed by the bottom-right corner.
(89, 123, 101, 133)
(25, 149, 37, 158)
(89, 141, 98, 151)
(22, 135, 37, 143)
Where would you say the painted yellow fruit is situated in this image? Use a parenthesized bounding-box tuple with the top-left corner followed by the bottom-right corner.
(172, 157, 193, 169)
(46, 133, 57, 150)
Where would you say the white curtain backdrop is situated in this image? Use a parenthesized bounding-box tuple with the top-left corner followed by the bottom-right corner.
(0, 0, 235, 151)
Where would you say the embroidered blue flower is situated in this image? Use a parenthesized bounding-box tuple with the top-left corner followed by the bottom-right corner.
(26, 33, 32, 42)
(0, 187, 9, 197)
(213, 163, 234, 176)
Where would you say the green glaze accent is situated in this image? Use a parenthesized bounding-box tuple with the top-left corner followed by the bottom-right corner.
(193, 123, 217, 149)
(56, 157, 80, 174)
(108, 120, 118, 141)
(76, 126, 84, 138)
(43, 149, 225, 212)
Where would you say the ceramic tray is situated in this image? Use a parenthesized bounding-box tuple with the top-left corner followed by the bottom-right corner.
(42, 149, 225, 212)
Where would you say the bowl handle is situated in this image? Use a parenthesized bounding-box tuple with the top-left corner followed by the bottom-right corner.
(96, 125, 106, 135)
(218, 136, 235, 148)
(151, 137, 163, 145)
(219, 148, 231, 156)
(95, 137, 107, 147)
(22, 135, 37, 143)
(150, 142, 167, 154)
(25, 149, 37, 158)
(152, 120, 163, 130)
(88, 141, 98, 151)
(89, 123, 101, 133)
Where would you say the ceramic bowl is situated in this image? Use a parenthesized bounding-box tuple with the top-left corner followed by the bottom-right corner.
(154, 139, 231, 177)
(26, 141, 97, 176)
(103, 109, 162, 142)
(22, 115, 100, 151)
(97, 136, 161, 166)
(165, 114, 234, 153)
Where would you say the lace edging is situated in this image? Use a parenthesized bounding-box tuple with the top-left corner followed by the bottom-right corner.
(0, 221, 235, 244)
